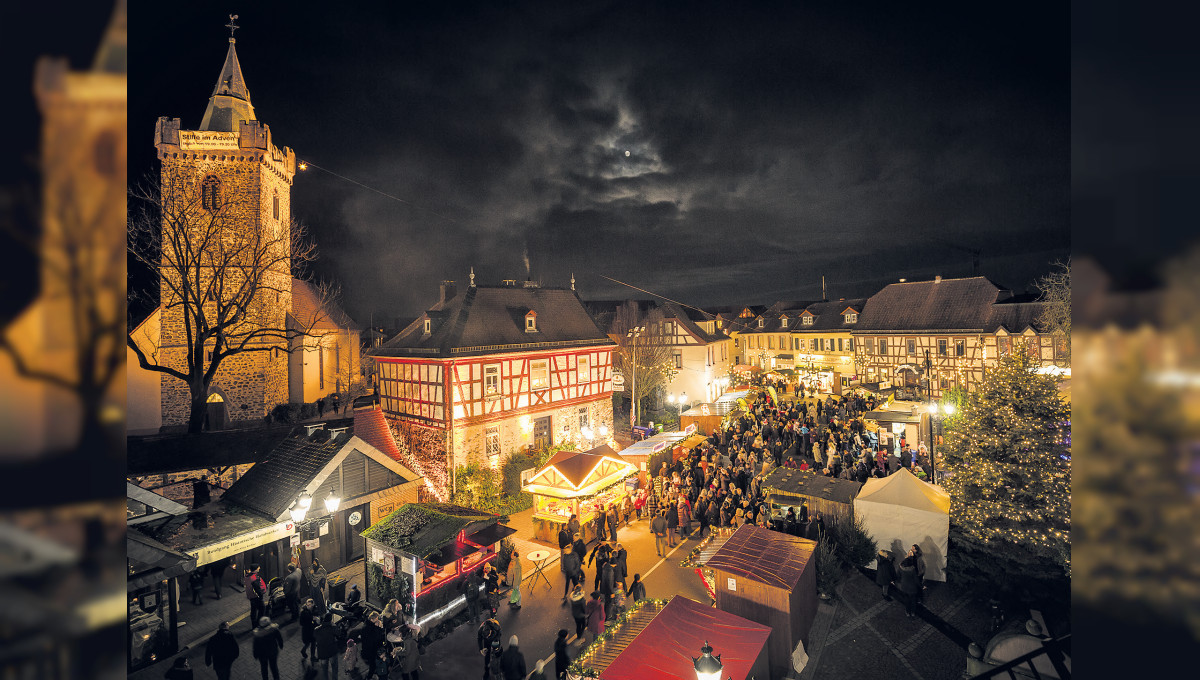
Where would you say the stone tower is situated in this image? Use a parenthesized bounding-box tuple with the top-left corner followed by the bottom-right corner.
(152, 25, 296, 429)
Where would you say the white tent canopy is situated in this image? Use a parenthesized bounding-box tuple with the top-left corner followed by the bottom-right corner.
(854, 467, 950, 582)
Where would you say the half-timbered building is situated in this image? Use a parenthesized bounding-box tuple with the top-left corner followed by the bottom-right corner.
(852, 276, 1064, 399)
(371, 277, 616, 499)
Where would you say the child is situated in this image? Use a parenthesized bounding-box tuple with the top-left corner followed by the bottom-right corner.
(373, 648, 390, 680)
(343, 638, 358, 676)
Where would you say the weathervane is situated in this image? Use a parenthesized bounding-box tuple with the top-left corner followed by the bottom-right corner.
(226, 14, 240, 38)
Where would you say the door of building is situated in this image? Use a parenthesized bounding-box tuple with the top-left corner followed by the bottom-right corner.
(342, 503, 369, 564)
(533, 416, 552, 451)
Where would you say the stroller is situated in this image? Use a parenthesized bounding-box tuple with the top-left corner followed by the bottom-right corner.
(265, 577, 288, 617)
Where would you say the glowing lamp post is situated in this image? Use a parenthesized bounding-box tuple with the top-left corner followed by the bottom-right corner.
(693, 641, 726, 680)
(324, 491, 341, 513)
(927, 402, 955, 483)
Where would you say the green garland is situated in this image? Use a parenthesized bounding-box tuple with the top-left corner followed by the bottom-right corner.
(566, 598, 670, 678)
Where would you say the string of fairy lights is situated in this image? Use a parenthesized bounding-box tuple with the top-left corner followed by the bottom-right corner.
(567, 597, 670, 678)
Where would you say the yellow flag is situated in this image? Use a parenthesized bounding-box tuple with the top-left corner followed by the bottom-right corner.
(767, 386, 778, 405)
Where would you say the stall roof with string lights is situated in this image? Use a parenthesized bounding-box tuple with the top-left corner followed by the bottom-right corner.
(524, 444, 639, 542)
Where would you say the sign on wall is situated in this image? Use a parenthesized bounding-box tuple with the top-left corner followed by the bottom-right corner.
(191, 521, 294, 567)
(727, 577, 737, 591)
(611, 370, 625, 391)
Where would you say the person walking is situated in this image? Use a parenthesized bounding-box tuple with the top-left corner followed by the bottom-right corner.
(561, 544, 582, 602)
(651, 510, 668, 557)
(607, 503, 620, 543)
(665, 501, 679, 548)
(205, 621, 239, 680)
(500, 635, 527, 680)
(251, 616, 284, 680)
(308, 557, 329, 614)
(477, 617, 503, 680)
(628, 574, 646, 603)
(507, 550, 523, 609)
(598, 560, 615, 615)
(568, 586, 587, 639)
(245, 565, 267, 630)
(875, 550, 895, 600)
(283, 563, 303, 623)
(208, 557, 232, 600)
(164, 657, 194, 680)
(331, 392, 341, 414)
(611, 544, 628, 590)
(188, 568, 206, 605)
(554, 629, 570, 680)
(313, 613, 340, 680)
(397, 633, 420, 680)
(299, 598, 318, 660)
(464, 567, 482, 623)
(897, 556, 922, 619)
(584, 591, 606, 646)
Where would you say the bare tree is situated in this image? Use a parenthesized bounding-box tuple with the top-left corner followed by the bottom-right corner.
(609, 302, 678, 429)
(127, 168, 332, 433)
(1035, 259, 1071, 365)
(0, 149, 125, 453)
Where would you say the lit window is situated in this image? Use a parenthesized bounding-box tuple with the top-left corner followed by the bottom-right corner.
(484, 365, 500, 395)
(768, 336, 774, 350)
(848, 337, 854, 351)
(844, 312, 858, 324)
(577, 356, 589, 381)
(802, 315, 814, 326)
(879, 339, 887, 355)
(780, 316, 788, 328)
(531, 359, 549, 389)
(837, 338, 844, 352)
(938, 339, 948, 356)
(673, 351, 682, 369)
(486, 426, 500, 465)
(956, 339, 966, 357)
(758, 318, 764, 328)
(525, 311, 538, 333)
(423, 318, 431, 334)
(998, 336, 1010, 355)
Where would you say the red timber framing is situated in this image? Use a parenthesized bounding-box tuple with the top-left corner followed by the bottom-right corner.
(377, 346, 613, 427)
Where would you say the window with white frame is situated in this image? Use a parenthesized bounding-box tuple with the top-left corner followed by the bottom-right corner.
(484, 364, 500, 396)
(525, 311, 537, 333)
(673, 351, 682, 369)
(758, 318, 764, 328)
(802, 315, 814, 326)
(577, 355, 589, 381)
(811, 338, 818, 351)
(780, 316, 788, 328)
(578, 407, 589, 429)
(845, 312, 857, 323)
(486, 426, 500, 460)
(531, 359, 549, 389)
(423, 318, 431, 334)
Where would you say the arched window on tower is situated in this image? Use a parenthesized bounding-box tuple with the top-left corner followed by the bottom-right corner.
(273, 191, 280, 220)
(201, 175, 222, 212)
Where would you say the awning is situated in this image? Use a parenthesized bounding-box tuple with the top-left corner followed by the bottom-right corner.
(426, 541, 481, 567)
(128, 530, 197, 591)
(865, 409, 923, 424)
(465, 523, 516, 547)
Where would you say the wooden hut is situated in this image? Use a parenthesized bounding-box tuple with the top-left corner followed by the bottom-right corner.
(706, 524, 818, 680)
(761, 467, 862, 524)
(572, 595, 772, 680)
(523, 444, 638, 543)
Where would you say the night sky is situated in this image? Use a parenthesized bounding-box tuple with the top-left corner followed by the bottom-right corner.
(128, 0, 1071, 325)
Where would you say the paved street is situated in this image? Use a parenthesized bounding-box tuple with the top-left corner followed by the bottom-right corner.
(132, 506, 1001, 680)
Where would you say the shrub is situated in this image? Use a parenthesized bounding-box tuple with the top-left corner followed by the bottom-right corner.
(300, 402, 318, 419)
(494, 537, 516, 575)
(269, 403, 304, 424)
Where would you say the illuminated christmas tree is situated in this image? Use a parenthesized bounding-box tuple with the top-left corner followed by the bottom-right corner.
(941, 349, 1071, 601)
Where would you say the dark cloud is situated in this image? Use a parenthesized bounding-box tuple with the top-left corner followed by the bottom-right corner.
(130, 0, 1068, 324)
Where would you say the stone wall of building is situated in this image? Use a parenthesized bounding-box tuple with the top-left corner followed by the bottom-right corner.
(451, 396, 615, 468)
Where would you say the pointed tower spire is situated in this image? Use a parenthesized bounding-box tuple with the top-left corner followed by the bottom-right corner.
(91, 0, 127, 74)
(199, 15, 256, 132)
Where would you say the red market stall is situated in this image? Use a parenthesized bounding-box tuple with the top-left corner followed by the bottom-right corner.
(569, 595, 771, 680)
(706, 524, 818, 680)
(524, 444, 638, 544)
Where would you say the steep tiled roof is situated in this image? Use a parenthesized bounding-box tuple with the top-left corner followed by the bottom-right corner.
(352, 408, 403, 462)
(222, 430, 352, 520)
(374, 285, 614, 358)
(199, 37, 256, 132)
(854, 277, 1008, 332)
(793, 298, 869, 332)
(986, 301, 1049, 333)
(290, 279, 360, 331)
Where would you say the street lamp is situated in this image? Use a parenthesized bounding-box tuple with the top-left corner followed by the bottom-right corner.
(927, 402, 955, 483)
(627, 326, 645, 431)
(289, 501, 307, 524)
(324, 491, 341, 513)
(693, 641, 726, 680)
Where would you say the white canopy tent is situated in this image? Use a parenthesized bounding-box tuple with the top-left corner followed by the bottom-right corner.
(854, 467, 950, 581)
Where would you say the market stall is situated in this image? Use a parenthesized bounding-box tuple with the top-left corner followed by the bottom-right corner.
(360, 503, 515, 628)
(617, 430, 692, 486)
(761, 468, 863, 525)
(706, 524, 818, 680)
(523, 445, 638, 544)
(854, 468, 949, 581)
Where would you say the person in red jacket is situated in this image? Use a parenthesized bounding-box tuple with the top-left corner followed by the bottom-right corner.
(244, 565, 266, 630)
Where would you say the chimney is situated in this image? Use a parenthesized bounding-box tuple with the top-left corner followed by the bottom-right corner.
(934, 275, 942, 283)
(439, 280, 457, 304)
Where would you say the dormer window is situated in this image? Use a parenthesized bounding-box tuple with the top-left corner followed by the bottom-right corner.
(757, 318, 764, 328)
(802, 315, 814, 326)
(780, 316, 789, 328)
(423, 318, 431, 334)
(525, 310, 538, 333)
(845, 312, 858, 324)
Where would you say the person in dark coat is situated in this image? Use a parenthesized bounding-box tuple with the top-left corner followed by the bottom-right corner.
(554, 629, 571, 680)
(205, 621, 239, 680)
(598, 561, 616, 613)
(397, 634, 420, 680)
(244, 566, 267, 631)
(665, 500, 679, 547)
(355, 612, 386, 666)
(628, 574, 646, 603)
(283, 563, 303, 622)
(499, 635, 527, 680)
(299, 598, 317, 660)
(909, 544, 927, 603)
(313, 613, 340, 680)
(610, 544, 628, 590)
(188, 569, 206, 605)
(251, 617, 284, 680)
(561, 544, 583, 601)
(568, 586, 587, 638)
(164, 657, 193, 680)
(875, 550, 895, 600)
(571, 535, 587, 567)
(594, 507, 608, 543)
(805, 512, 825, 541)
(896, 556, 922, 618)
(477, 617, 503, 680)
(208, 557, 232, 599)
(464, 567, 482, 623)
(607, 504, 620, 543)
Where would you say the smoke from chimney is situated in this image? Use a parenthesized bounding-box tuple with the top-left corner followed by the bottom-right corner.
(523, 248, 531, 276)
